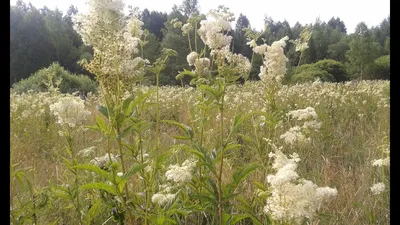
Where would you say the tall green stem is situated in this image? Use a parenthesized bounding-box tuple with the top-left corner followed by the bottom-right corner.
(195, 22, 198, 53)
(187, 33, 193, 52)
(66, 130, 82, 224)
(156, 71, 160, 154)
(217, 85, 226, 225)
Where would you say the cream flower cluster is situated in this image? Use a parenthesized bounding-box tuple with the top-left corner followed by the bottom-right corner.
(227, 53, 252, 77)
(370, 142, 389, 195)
(49, 96, 91, 128)
(265, 149, 338, 224)
(287, 107, 318, 121)
(258, 36, 289, 86)
(151, 192, 176, 206)
(152, 159, 197, 206)
(280, 126, 310, 145)
(370, 182, 386, 195)
(280, 107, 321, 145)
(72, 0, 146, 79)
(197, 9, 233, 50)
(372, 157, 390, 167)
(90, 153, 118, 169)
(187, 51, 198, 66)
(181, 23, 193, 35)
(165, 159, 197, 184)
(290, 26, 312, 52)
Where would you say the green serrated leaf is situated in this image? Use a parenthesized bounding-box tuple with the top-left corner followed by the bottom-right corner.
(223, 213, 250, 225)
(253, 181, 266, 191)
(176, 69, 196, 80)
(122, 97, 135, 116)
(224, 143, 242, 152)
(233, 163, 259, 185)
(173, 135, 191, 140)
(73, 164, 112, 182)
(86, 199, 103, 225)
(238, 134, 258, 148)
(121, 163, 147, 182)
(161, 120, 193, 140)
(81, 182, 118, 195)
(95, 115, 109, 133)
(97, 105, 110, 118)
(118, 125, 133, 139)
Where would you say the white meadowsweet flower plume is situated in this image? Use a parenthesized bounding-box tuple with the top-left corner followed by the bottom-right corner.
(181, 23, 193, 35)
(258, 36, 289, 86)
(252, 44, 268, 55)
(151, 193, 176, 206)
(72, 0, 146, 82)
(281, 107, 322, 145)
(127, 17, 144, 38)
(370, 182, 386, 195)
(287, 107, 318, 121)
(227, 53, 252, 77)
(194, 58, 211, 76)
(197, 8, 233, 51)
(187, 51, 199, 66)
(246, 39, 257, 48)
(265, 149, 338, 224)
(372, 157, 390, 167)
(280, 126, 310, 145)
(165, 159, 197, 184)
(302, 120, 322, 130)
(90, 153, 118, 169)
(49, 96, 91, 128)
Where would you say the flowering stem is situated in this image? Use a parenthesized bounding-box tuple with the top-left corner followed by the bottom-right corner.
(198, 91, 206, 225)
(195, 22, 198, 53)
(295, 51, 303, 74)
(114, 63, 135, 224)
(246, 51, 255, 81)
(217, 84, 226, 225)
(187, 33, 193, 52)
(115, 125, 135, 224)
(66, 130, 82, 224)
(156, 72, 160, 155)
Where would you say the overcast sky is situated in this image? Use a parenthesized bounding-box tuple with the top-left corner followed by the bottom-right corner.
(10, 0, 390, 34)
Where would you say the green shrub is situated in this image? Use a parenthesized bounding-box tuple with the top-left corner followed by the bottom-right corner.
(291, 68, 334, 83)
(372, 55, 390, 80)
(12, 62, 97, 94)
(314, 59, 348, 82)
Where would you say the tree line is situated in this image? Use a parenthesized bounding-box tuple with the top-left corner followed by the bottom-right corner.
(10, 0, 390, 88)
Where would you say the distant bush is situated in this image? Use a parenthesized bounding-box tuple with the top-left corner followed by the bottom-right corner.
(372, 55, 390, 80)
(314, 59, 348, 82)
(290, 59, 348, 83)
(12, 62, 97, 94)
(291, 68, 334, 83)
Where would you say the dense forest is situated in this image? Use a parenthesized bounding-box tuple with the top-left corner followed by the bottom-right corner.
(10, 0, 390, 88)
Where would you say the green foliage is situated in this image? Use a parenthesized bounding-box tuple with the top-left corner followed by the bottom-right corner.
(290, 59, 347, 83)
(370, 55, 390, 80)
(345, 22, 383, 79)
(12, 62, 97, 94)
(10, 1, 93, 87)
(140, 9, 168, 40)
(291, 67, 334, 83)
(314, 59, 348, 82)
(327, 36, 349, 62)
(160, 9, 191, 85)
(233, 14, 252, 58)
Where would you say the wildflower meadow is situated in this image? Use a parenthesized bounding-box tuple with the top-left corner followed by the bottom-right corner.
(10, 0, 389, 224)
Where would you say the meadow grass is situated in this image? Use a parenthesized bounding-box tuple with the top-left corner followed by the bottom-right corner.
(10, 80, 389, 224)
